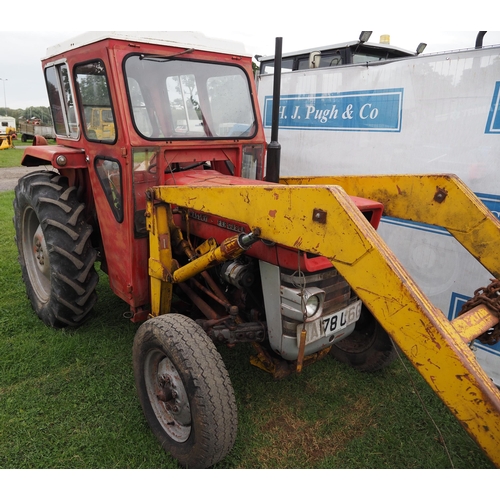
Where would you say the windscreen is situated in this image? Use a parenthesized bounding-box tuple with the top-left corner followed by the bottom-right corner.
(124, 55, 256, 140)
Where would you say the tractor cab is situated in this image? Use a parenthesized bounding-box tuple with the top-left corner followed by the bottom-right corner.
(24, 32, 267, 321)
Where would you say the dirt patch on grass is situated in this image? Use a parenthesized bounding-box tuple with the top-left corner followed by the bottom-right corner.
(0, 166, 54, 192)
(255, 396, 374, 467)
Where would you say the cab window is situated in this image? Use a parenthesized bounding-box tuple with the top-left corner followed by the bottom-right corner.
(125, 56, 256, 140)
(260, 58, 294, 74)
(75, 60, 116, 143)
(45, 63, 79, 138)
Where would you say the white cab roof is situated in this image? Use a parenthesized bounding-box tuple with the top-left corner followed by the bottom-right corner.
(45, 31, 250, 59)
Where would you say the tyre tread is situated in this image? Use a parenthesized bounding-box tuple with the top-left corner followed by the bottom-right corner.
(13, 171, 98, 327)
(134, 314, 237, 468)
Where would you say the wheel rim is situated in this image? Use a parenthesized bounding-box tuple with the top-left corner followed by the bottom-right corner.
(22, 206, 51, 303)
(144, 349, 191, 443)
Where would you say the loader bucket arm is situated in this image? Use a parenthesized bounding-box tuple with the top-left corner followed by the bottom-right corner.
(147, 181, 500, 467)
(281, 174, 500, 278)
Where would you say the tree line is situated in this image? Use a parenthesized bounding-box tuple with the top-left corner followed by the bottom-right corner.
(2, 106, 52, 124)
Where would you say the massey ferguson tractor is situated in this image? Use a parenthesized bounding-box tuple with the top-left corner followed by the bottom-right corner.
(14, 32, 500, 468)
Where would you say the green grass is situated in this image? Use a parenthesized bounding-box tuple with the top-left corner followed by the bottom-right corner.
(0, 189, 493, 469)
(0, 142, 24, 168)
(0, 139, 56, 168)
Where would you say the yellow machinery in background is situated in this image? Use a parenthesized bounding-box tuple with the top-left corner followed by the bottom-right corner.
(0, 127, 16, 150)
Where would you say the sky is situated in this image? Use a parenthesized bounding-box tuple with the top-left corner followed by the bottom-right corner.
(1, 1, 499, 110)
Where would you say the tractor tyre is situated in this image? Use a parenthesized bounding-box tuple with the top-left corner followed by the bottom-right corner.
(329, 305, 397, 372)
(13, 171, 98, 328)
(133, 314, 238, 468)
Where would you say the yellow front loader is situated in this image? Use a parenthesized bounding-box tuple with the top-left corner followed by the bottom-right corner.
(145, 173, 500, 467)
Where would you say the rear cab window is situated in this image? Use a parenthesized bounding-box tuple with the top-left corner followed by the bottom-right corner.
(45, 62, 79, 139)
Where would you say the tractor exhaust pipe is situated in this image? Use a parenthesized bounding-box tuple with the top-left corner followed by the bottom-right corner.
(265, 37, 283, 184)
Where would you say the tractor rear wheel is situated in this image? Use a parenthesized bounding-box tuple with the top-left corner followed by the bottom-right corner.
(329, 306, 397, 372)
(13, 171, 98, 327)
(133, 314, 237, 468)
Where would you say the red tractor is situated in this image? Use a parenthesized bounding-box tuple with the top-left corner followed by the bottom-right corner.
(14, 32, 500, 467)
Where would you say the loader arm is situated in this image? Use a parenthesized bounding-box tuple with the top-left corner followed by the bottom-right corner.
(281, 174, 500, 277)
(146, 181, 500, 467)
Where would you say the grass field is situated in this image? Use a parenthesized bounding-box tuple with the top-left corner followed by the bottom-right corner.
(0, 188, 493, 469)
(0, 141, 24, 168)
(0, 139, 56, 168)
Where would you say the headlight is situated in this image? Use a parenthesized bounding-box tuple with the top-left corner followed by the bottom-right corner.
(305, 294, 320, 318)
(281, 286, 325, 322)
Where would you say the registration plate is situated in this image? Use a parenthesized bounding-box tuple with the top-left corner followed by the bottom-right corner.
(297, 300, 362, 345)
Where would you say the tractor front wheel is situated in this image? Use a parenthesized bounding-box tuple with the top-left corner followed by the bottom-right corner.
(13, 171, 98, 327)
(329, 306, 397, 372)
(133, 314, 237, 468)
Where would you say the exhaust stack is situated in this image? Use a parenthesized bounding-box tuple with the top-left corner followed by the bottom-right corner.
(265, 37, 282, 184)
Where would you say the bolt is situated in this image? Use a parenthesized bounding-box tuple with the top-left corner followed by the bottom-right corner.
(313, 209, 327, 224)
(434, 187, 448, 203)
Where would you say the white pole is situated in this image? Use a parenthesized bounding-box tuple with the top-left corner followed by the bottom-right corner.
(0, 78, 7, 116)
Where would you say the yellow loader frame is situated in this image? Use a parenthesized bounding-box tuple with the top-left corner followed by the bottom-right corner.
(145, 173, 500, 467)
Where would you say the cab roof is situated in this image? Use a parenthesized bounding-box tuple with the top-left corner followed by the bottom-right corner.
(45, 31, 250, 59)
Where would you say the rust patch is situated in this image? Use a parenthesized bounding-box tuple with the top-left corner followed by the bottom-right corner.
(294, 236, 303, 247)
(240, 192, 250, 203)
(421, 319, 442, 350)
(434, 187, 448, 203)
(423, 359, 439, 372)
(268, 210, 277, 218)
(456, 373, 473, 382)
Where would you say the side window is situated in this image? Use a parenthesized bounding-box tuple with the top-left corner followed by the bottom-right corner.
(95, 157, 123, 222)
(297, 57, 310, 70)
(298, 51, 343, 70)
(75, 60, 116, 143)
(352, 50, 388, 64)
(260, 58, 294, 74)
(320, 51, 343, 67)
(45, 63, 78, 138)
